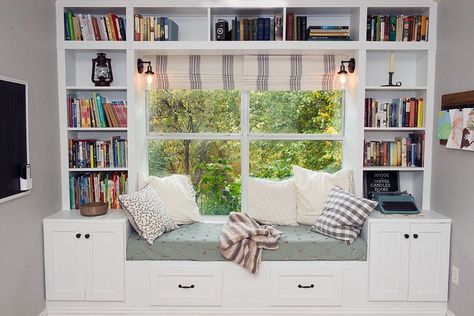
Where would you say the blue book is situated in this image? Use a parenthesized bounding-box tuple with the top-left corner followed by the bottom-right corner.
(257, 18, 264, 40)
(264, 18, 270, 40)
(94, 94, 106, 127)
(235, 20, 240, 41)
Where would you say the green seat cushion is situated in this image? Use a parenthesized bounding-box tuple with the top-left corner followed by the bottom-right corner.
(126, 222, 366, 261)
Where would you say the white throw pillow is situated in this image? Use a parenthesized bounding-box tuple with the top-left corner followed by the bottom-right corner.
(293, 165, 353, 225)
(246, 177, 297, 226)
(138, 174, 201, 225)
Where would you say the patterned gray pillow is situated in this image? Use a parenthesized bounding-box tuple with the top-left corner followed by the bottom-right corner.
(119, 185, 178, 245)
(311, 186, 377, 244)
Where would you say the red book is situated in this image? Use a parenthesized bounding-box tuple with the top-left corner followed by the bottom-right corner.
(111, 14, 121, 41)
(409, 98, 416, 127)
(286, 13, 294, 40)
(91, 16, 101, 40)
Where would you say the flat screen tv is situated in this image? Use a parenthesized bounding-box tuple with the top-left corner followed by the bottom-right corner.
(0, 76, 30, 203)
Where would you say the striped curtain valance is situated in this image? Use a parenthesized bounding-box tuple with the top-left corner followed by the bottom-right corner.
(152, 54, 345, 91)
(243, 54, 345, 91)
(154, 55, 243, 90)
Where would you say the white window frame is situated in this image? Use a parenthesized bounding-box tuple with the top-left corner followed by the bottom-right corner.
(145, 90, 345, 212)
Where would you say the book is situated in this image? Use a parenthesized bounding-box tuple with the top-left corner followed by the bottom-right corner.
(286, 12, 294, 40)
(274, 14, 283, 40)
(364, 134, 424, 167)
(367, 14, 428, 42)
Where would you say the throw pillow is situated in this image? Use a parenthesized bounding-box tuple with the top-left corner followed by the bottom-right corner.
(293, 165, 353, 225)
(138, 174, 201, 225)
(119, 185, 178, 245)
(311, 186, 377, 244)
(246, 177, 297, 226)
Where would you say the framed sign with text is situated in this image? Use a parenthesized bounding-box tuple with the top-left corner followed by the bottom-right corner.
(364, 171, 399, 199)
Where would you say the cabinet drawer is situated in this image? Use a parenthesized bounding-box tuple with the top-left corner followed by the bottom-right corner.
(150, 265, 222, 306)
(270, 266, 342, 306)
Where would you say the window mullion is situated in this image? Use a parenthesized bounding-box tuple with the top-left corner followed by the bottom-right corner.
(241, 91, 250, 213)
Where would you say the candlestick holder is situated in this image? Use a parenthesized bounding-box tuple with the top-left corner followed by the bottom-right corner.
(381, 72, 402, 87)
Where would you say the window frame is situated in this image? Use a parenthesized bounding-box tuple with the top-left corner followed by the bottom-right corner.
(145, 90, 345, 212)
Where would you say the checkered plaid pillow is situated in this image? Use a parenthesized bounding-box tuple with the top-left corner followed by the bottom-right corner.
(311, 186, 377, 244)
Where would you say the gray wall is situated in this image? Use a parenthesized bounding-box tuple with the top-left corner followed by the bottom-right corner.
(432, 1, 474, 315)
(0, 0, 60, 316)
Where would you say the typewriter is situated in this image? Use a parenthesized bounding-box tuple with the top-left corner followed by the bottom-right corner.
(374, 191, 420, 215)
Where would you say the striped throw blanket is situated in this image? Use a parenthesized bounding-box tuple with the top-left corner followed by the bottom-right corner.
(219, 212, 282, 274)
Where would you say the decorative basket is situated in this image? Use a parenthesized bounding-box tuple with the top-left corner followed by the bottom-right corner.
(80, 202, 108, 217)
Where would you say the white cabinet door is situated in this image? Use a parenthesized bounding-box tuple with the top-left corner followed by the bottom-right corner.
(44, 222, 85, 301)
(408, 223, 450, 301)
(84, 222, 125, 301)
(369, 223, 410, 301)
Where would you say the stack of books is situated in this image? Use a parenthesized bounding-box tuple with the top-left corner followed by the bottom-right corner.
(68, 94, 127, 128)
(69, 172, 127, 209)
(306, 26, 351, 41)
(134, 15, 178, 41)
(64, 12, 126, 41)
(365, 97, 424, 128)
(364, 134, 424, 167)
(68, 137, 128, 169)
(367, 15, 429, 42)
(228, 15, 283, 41)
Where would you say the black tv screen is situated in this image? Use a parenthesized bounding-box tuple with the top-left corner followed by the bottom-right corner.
(0, 77, 29, 201)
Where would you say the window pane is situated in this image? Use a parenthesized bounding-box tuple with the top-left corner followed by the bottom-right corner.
(250, 90, 343, 134)
(148, 140, 241, 215)
(147, 89, 241, 134)
(249, 140, 342, 179)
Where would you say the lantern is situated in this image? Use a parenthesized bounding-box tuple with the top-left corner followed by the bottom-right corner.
(91, 53, 113, 86)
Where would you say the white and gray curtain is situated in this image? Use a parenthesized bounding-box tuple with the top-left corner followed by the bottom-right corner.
(153, 54, 346, 91)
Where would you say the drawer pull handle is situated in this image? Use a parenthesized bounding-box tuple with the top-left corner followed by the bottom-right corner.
(413, 234, 419, 239)
(85, 234, 90, 239)
(298, 284, 315, 289)
(75, 233, 81, 239)
(178, 284, 195, 289)
(404, 234, 410, 239)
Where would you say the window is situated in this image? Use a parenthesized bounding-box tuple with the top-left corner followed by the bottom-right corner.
(147, 89, 343, 215)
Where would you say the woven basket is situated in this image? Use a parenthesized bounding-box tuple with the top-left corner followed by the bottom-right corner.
(80, 202, 108, 217)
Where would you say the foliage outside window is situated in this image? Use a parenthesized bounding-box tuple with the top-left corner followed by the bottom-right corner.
(147, 89, 343, 215)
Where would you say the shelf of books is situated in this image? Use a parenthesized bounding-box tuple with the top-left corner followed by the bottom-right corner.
(66, 89, 129, 209)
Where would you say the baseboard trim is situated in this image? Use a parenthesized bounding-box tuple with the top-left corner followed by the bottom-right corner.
(447, 311, 456, 316)
(45, 308, 448, 316)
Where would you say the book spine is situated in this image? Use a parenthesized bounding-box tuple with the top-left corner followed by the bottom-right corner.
(286, 13, 294, 40)
(264, 18, 270, 41)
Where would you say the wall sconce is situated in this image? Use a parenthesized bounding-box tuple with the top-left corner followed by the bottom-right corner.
(337, 58, 356, 85)
(137, 58, 155, 85)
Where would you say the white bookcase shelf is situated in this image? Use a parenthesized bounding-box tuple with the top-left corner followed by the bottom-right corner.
(56, 0, 437, 211)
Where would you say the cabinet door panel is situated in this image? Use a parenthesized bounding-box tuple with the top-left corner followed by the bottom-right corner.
(409, 223, 450, 301)
(44, 222, 85, 300)
(84, 223, 125, 301)
(369, 223, 410, 301)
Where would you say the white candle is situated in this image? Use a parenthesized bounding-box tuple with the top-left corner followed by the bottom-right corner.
(389, 52, 395, 72)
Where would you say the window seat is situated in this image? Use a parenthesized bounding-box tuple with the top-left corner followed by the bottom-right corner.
(126, 221, 367, 261)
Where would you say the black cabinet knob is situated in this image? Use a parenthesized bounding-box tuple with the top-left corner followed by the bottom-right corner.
(76, 233, 81, 239)
(85, 234, 90, 239)
(298, 284, 315, 289)
(413, 234, 419, 239)
(404, 234, 409, 239)
(178, 284, 195, 289)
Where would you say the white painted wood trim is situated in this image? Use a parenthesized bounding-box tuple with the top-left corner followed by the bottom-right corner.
(44, 308, 448, 316)
(447, 310, 457, 316)
(38, 309, 48, 316)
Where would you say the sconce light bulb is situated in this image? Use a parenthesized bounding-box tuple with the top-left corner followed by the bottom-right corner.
(339, 73, 347, 85)
(146, 73, 154, 85)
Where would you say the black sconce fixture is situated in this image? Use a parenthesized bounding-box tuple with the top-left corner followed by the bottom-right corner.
(337, 58, 356, 85)
(137, 58, 155, 85)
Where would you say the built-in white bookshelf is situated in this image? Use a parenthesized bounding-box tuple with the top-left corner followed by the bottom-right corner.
(56, 0, 437, 211)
